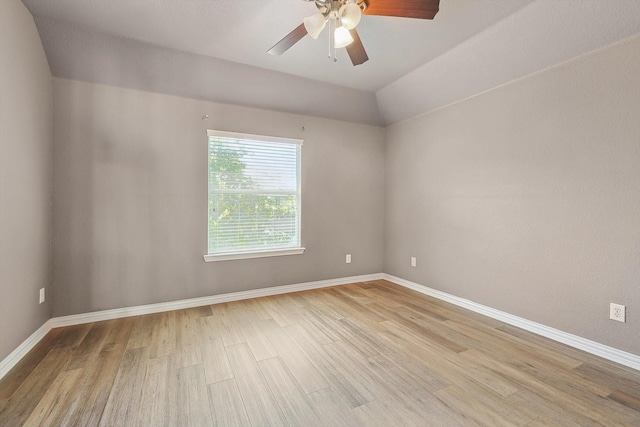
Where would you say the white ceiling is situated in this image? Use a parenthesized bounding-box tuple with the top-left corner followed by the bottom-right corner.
(22, 0, 532, 92)
(22, 0, 640, 126)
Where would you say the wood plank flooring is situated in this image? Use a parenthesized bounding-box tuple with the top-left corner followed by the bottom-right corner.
(1, 280, 639, 426)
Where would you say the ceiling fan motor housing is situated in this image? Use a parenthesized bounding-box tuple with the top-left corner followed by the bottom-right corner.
(313, 0, 366, 14)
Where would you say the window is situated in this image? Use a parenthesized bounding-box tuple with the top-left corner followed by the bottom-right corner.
(204, 130, 304, 262)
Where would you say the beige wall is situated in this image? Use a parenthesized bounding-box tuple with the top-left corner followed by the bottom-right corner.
(0, 0, 53, 360)
(385, 36, 640, 355)
(52, 78, 385, 316)
(5, 1, 638, 362)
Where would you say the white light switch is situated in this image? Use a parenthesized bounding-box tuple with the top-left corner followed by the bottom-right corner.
(346, 254, 352, 264)
(411, 257, 417, 267)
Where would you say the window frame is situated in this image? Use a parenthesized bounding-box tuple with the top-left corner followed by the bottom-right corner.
(203, 129, 305, 262)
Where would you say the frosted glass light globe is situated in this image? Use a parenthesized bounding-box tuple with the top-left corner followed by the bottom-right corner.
(334, 26, 354, 48)
(340, 3, 362, 30)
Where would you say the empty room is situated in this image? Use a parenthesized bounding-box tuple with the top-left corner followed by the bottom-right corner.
(1, 0, 640, 425)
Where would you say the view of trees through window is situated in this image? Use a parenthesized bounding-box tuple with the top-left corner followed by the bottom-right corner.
(208, 141, 299, 254)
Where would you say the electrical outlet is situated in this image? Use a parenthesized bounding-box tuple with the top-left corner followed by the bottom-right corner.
(39, 288, 45, 304)
(346, 254, 351, 264)
(410, 257, 417, 267)
(610, 303, 625, 323)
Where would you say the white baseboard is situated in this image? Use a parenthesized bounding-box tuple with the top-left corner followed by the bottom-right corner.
(3, 271, 638, 381)
(49, 273, 384, 328)
(0, 273, 383, 380)
(0, 320, 53, 380)
(383, 273, 640, 371)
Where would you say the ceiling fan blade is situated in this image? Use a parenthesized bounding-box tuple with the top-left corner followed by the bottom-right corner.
(267, 23, 308, 56)
(346, 29, 369, 66)
(363, 0, 440, 20)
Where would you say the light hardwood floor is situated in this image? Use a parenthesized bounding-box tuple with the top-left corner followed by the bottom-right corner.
(1, 280, 639, 426)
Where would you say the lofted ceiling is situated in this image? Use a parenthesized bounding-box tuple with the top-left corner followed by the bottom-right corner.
(22, 0, 640, 126)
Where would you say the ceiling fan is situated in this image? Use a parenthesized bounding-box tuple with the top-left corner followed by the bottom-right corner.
(268, 0, 440, 66)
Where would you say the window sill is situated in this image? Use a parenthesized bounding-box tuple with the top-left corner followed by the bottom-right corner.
(203, 247, 305, 262)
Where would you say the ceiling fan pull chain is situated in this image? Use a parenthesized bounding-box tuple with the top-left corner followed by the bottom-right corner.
(329, 18, 337, 62)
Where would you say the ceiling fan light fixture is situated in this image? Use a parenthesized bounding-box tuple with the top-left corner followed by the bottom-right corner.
(303, 13, 327, 39)
(339, 3, 362, 30)
(334, 25, 354, 48)
(270, 0, 440, 65)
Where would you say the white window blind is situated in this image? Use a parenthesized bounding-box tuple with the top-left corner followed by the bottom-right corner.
(206, 130, 303, 261)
